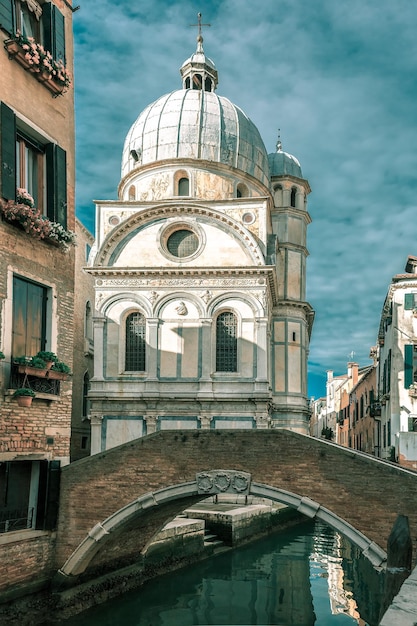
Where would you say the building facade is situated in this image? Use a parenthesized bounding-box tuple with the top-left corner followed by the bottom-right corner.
(0, 0, 75, 566)
(70, 219, 94, 461)
(86, 31, 314, 453)
(377, 255, 417, 468)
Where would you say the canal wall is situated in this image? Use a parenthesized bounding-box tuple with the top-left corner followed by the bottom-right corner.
(0, 500, 304, 624)
(379, 564, 417, 625)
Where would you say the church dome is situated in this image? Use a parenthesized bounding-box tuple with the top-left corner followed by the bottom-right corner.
(268, 140, 303, 179)
(121, 90, 270, 187)
(121, 16, 270, 189)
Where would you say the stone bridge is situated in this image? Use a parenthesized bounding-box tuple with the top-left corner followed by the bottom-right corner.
(55, 429, 417, 586)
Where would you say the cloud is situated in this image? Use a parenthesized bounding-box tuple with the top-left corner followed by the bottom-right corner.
(73, 0, 417, 397)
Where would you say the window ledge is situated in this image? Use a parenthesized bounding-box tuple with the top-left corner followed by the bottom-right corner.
(4, 39, 67, 97)
(0, 529, 51, 545)
(5, 389, 60, 402)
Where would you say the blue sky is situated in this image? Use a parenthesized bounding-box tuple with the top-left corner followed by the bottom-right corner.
(72, 0, 417, 399)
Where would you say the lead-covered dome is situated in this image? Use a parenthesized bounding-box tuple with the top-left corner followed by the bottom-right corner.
(121, 89, 270, 187)
(268, 140, 303, 178)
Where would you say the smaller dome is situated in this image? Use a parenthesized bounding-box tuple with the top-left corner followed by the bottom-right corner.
(268, 140, 302, 178)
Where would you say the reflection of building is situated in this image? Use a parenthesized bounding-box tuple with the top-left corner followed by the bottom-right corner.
(0, 0, 75, 586)
(376, 255, 417, 468)
(86, 25, 314, 452)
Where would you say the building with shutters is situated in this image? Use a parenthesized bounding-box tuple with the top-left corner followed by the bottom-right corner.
(376, 255, 417, 468)
(0, 0, 75, 568)
(86, 26, 314, 453)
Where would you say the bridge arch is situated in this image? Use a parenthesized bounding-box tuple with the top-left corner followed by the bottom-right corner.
(58, 469, 387, 581)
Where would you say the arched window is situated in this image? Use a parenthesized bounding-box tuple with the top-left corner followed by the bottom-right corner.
(178, 177, 189, 196)
(128, 185, 136, 201)
(82, 371, 90, 418)
(125, 312, 146, 371)
(274, 184, 283, 207)
(236, 183, 248, 198)
(204, 77, 213, 92)
(216, 312, 237, 372)
(290, 187, 297, 207)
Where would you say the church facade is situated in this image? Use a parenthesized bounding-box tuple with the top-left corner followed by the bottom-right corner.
(86, 30, 314, 453)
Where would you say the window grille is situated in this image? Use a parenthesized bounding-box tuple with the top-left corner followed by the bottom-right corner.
(125, 312, 146, 371)
(167, 229, 198, 258)
(216, 312, 237, 372)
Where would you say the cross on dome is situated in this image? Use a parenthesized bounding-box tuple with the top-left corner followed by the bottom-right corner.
(180, 12, 218, 92)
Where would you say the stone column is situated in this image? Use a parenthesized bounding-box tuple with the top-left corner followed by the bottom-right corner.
(255, 317, 269, 390)
(92, 315, 105, 380)
(147, 318, 159, 380)
(90, 413, 103, 455)
(199, 319, 213, 393)
(144, 413, 158, 434)
(199, 413, 213, 430)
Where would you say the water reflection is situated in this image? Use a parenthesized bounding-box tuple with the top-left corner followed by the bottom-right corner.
(62, 520, 384, 626)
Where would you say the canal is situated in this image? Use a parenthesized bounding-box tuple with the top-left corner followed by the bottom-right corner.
(61, 519, 385, 626)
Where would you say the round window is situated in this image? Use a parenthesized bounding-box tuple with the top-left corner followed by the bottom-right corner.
(109, 215, 120, 226)
(166, 229, 199, 258)
(242, 211, 255, 225)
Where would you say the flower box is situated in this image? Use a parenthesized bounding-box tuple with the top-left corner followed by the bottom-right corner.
(4, 38, 69, 97)
(17, 365, 47, 378)
(46, 370, 68, 381)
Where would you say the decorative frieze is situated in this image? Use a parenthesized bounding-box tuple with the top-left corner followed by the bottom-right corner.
(196, 470, 251, 495)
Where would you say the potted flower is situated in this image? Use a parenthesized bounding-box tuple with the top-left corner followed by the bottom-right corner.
(48, 360, 71, 380)
(13, 388, 36, 407)
(36, 351, 57, 369)
(14, 355, 47, 377)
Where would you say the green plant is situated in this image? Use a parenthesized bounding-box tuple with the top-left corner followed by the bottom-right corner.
(14, 356, 30, 364)
(0, 351, 5, 360)
(13, 388, 36, 397)
(51, 360, 71, 374)
(36, 351, 57, 362)
(30, 356, 47, 369)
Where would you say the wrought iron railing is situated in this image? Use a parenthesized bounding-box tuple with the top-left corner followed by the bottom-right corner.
(9, 364, 61, 395)
(0, 507, 34, 533)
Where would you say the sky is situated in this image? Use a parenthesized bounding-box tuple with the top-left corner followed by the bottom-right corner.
(72, 0, 417, 399)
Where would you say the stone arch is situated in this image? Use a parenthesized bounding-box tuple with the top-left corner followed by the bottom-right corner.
(155, 291, 206, 319)
(58, 471, 387, 580)
(208, 291, 265, 317)
(94, 204, 266, 267)
(99, 292, 153, 319)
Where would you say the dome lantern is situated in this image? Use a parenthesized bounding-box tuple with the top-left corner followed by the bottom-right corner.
(180, 13, 218, 92)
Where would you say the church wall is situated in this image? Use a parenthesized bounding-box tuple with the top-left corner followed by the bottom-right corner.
(287, 251, 302, 300)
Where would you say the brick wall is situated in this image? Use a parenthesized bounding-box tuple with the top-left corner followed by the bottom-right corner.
(56, 430, 417, 578)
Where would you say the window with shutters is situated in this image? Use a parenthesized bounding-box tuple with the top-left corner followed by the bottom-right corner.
(0, 1, 65, 60)
(404, 293, 417, 310)
(404, 344, 417, 388)
(1, 1, 69, 95)
(1, 102, 67, 227)
(216, 312, 238, 372)
(125, 312, 146, 372)
(12, 275, 49, 358)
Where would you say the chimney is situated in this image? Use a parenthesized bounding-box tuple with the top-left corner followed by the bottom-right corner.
(348, 362, 358, 385)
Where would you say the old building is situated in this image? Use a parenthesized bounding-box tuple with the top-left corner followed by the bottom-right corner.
(376, 255, 417, 468)
(346, 365, 377, 454)
(70, 219, 94, 461)
(0, 0, 75, 588)
(86, 28, 314, 453)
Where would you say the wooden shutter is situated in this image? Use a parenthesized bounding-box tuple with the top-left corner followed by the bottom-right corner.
(42, 2, 65, 62)
(0, 0, 13, 35)
(12, 276, 47, 357)
(46, 143, 67, 227)
(44, 460, 60, 531)
(404, 344, 414, 388)
(404, 293, 416, 310)
(0, 102, 16, 201)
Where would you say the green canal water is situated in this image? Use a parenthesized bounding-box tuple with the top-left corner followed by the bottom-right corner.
(62, 520, 385, 626)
